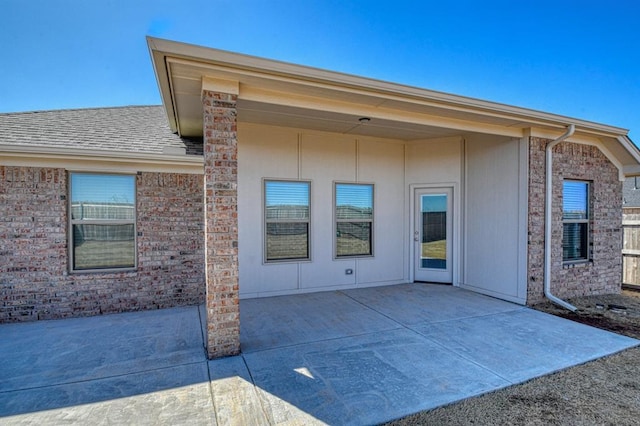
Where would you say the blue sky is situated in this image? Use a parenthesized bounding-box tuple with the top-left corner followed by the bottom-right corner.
(266, 181, 309, 207)
(422, 194, 447, 213)
(71, 173, 135, 204)
(1, 1, 639, 142)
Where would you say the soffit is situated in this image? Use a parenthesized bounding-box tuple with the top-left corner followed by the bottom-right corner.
(166, 58, 529, 140)
(148, 37, 640, 169)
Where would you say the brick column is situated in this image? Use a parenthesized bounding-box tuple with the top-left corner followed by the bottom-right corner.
(202, 89, 240, 359)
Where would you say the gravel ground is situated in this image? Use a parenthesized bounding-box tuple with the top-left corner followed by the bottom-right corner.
(387, 289, 640, 426)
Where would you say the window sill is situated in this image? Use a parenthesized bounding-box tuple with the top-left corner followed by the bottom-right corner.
(264, 259, 311, 265)
(69, 267, 137, 275)
(334, 255, 374, 260)
(562, 260, 591, 269)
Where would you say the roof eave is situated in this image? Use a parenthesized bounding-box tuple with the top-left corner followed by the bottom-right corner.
(147, 36, 631, 140)
(147, 36, 179, 134)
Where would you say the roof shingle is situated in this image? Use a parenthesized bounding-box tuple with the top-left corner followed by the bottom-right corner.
(0, 105, 203, 156)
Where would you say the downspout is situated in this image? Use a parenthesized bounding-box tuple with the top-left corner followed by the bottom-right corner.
(544, 124, 577, 311)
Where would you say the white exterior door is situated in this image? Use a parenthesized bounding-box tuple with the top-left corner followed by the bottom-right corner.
(414, 187, 453, 283)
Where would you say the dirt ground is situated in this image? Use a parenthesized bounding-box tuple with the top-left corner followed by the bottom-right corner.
(388, 289, 640, 426)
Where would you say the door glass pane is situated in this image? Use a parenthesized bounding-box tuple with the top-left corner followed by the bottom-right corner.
(421, 194, 447, 269)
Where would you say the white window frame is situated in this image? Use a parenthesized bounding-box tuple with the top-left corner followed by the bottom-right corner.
(334, 182, 374, 259)
(69, 172, 137, 272)
(263, 179, 311, 263)
(562, 180, 590, 263)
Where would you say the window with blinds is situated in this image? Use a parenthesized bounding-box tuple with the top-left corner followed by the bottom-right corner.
(562, 180, 590, 262)
(70, 173, 136, 271)
(264, 180, 311, 262)
(335, 183, 374, 257)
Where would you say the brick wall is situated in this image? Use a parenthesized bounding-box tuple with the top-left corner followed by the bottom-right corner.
(0, 166, 205, 322)
(527, 138, 622, 304)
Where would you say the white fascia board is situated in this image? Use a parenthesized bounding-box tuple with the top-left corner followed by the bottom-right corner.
(1, 144, 203, 173)
(149, 37, 630, 138)
(617, 135, 640, 164)
(147, 37, 178, 133)
(623, 165, 640, 177)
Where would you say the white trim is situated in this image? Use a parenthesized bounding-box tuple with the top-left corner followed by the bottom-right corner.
(262, 178, 312, 264)
(333, 181, 375, 260)
(562, 180, 591, 263)
(1, 145, 203, 174)
(517, 134, 530, 302)
(459, 283, 526, 305)
(202, 76, 239, 95)
(148, 37, 631, 137)
(68, 171, 138, 273)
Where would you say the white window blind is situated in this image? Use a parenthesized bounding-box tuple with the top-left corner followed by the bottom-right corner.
(264, 180, 310, 261)
(562, 181, 589, 262)
(70, 173, 136, 271)
(335, 183, 373, 257)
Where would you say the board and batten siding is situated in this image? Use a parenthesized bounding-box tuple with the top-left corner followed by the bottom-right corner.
(405, 136, 463, 285)
(237, 123, 405, 298)
(462, 135, 529, 304)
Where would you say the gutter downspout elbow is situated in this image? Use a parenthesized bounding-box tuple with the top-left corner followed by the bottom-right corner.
(544, 124, 578, 311)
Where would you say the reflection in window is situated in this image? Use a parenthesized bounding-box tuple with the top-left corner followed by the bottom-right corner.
(421, 194, 447, 269)
(563, 180, 590, 262)
(264, 180, 310, 261)
(335, 183, 373, 257)
(70, 173, 136, 270)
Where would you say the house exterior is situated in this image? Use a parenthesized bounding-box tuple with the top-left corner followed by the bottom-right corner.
(2, 37, 640, 359)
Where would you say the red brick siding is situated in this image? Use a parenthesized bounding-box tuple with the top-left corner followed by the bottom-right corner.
(0, 166, 204, 322)
(527, 139, 622, 304)
(202, 90, 240, 359)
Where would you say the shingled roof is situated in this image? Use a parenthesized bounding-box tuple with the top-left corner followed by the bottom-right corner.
(0, 105, 203, 156)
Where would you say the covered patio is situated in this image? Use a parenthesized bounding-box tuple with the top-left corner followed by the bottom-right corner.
(2, 283, 637, 425)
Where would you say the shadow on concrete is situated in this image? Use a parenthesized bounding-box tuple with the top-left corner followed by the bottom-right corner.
(2, 284, 639, 425)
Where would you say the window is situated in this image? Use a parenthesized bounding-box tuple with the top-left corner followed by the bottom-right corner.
(335, 183, 373, 257)
(563, 180, 590, 262)
(264, 180, 310, 262)
(70, 173, 136, 271)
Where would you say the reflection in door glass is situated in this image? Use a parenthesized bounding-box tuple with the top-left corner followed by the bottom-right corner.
(421, 194, 447, 269)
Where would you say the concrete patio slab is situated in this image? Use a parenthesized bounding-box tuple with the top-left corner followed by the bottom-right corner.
(243, 328, 511, 425)
(0, 306, 204, 393)
(240, 290, 400, 353)
(416, 307, 638, 383)
(343, 283, 524, 326)
(207, 355, 268, 425)
(2, 363, 214, 426)
(1, 283, 638, 425)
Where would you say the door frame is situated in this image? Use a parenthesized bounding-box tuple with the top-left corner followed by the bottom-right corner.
(409, 183, 460, 286)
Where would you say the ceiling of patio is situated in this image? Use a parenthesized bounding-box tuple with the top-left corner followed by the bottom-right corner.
(236, 100, 465, 141)
(164, 58, 534, 141)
